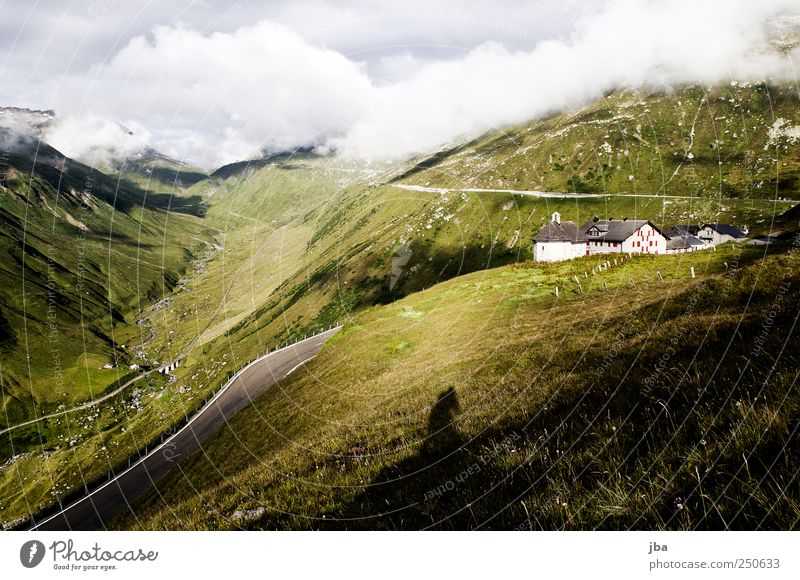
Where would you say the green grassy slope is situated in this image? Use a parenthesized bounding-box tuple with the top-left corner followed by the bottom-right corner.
(0, 154, 371, 525)
(106, 87, 797, 527)
(4, 82, 800, 528)
(0, 140, 221, 524)
(109, 148, 209, 213)
(0, 145, 215, 443)
(118, 239, 800, 530)
(396, 83, 800, 200)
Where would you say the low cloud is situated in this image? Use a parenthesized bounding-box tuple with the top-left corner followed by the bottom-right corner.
(333, 0, 800, 160)
(46, 116, 151, 168)
(20, 0, 800, 168)
(46, 20, 372, 168)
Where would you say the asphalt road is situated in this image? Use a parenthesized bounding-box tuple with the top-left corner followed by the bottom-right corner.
(31, 327, 339, 531)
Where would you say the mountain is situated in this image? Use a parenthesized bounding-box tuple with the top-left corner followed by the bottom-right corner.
(394, 83, 800, 200)
(2, 82, 799, 529)
(0, 129, 215, 466)
(119, 241, 800, 531)
(113, 83, 799, 531)
(110, 147, 208, 196)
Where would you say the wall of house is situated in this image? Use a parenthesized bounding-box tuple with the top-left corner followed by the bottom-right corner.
(621, 223, 666, 255)
(585, 239, 623, 256)
(534, 241, 582, 262)
(699, 227, 740, 245)
(699, 227, 719, 245)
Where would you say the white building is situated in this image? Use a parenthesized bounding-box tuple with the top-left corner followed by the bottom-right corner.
(533, 212, 584, 262)
(533, 214, 668, 262)
(665, 234, 707, 254)
(580, 218, 667, 256)
(698, 223, 748, 245)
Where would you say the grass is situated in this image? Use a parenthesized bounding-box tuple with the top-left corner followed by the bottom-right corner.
(0, 144, 219, 525)
(0, 151, 216, 415)
(3, 82, 800, 529)
(114, 240, 800, 530)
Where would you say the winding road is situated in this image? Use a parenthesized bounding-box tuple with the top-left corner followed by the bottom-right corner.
(30, 327, 339, 531)
(392, 183, 800, 203)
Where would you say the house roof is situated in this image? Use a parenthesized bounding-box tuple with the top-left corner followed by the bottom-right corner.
(701, 223, 747, 238)
(535, 220, 580, 242)
(666, 234, 705, 250)
(666, 224, 700, 237)
(577, 219, 662, 242)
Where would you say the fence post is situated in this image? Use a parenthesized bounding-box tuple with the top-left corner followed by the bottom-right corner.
(691, 266, 696, 279)
(555, 286, 559, 299)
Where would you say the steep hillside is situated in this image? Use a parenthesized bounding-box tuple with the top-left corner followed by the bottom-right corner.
(118, 240, 800, 530)
(396, 83, 800, 200)
(110, 148, 208, 202)
(0, 141, 214, 446)
(0, 154, 371, 525)
(4, 82, 800, 528)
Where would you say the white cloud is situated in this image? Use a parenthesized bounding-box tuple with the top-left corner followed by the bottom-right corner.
(46, 20, 373, 167)
(46, 115, 151, 168)
(333, 0, 800, 160)
(9, 0, 800, 167)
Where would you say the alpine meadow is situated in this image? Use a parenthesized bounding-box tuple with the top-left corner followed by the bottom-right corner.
(0, 1, 798, 541)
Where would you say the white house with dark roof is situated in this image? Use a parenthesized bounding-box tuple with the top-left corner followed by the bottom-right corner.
(533, 212, 585, 262)
(533, 214, 668, 262)
(579, 218, 667, 256)
(698, 223, 748, 245)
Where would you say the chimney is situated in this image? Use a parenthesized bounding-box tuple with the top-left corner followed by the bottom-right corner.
(552, 211, 561, 225)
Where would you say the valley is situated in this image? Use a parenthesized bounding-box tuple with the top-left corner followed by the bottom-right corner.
(1, 82, 799, 530)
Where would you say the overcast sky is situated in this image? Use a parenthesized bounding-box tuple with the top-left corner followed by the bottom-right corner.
(1, 0, 798, 168)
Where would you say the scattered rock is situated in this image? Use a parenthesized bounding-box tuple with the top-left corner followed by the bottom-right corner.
(230, 506, 267, 523)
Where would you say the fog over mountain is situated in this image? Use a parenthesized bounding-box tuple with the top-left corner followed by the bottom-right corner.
(2, 0, 799, 168)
